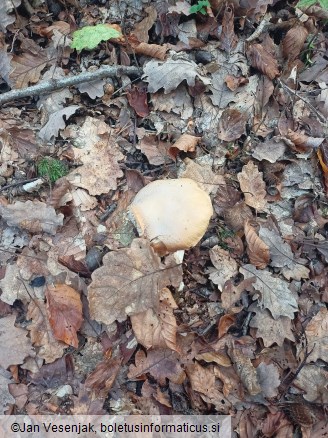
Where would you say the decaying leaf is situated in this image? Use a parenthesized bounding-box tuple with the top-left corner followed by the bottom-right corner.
(0, 369, 15, 414)
(244, 220, 270, 269)
(143, 57, 211, 93)
(27, 299, 67, 364)
(240, 264, 298, 319)
(252, 137, 286, 163)
(179, 157, 225, 194)
(207, 245, 238, 291)
(304, 307, 328, 363)
(282, 25, 308, 61)
(0, 315, 34, 369)
(88, 239, 182, 325)
(259, 224, 294, 268)
(39, 106, 79, 142)
(247, 43, 279, 79)
(128, 349, 186, 385)
(0, 200, 63, 235)
(85, 356, 122, 396)
(131, 288, 178, 351)
(46, 284, 83, 348)
(137, 134, 169, 165)
(227, 343, 261, 396)
(256, 362, 280, 398)
(67, 139, 124, 195)
(294, 364, 328, 403)
(217, 108, 248, 141)
(249, 306, 295, 347)
(220, 4, 237, 54)
(168, 134, 199, 159)
(237, 161, 267, 211)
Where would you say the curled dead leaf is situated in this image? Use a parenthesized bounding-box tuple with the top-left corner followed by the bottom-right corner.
(282, 26, 308, 61)
(247, 43, 279, 79)
(168, 134, 199, 160)
(244, 220, 270, 269)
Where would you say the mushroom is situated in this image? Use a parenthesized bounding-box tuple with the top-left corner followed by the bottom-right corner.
(128, 178, 213, 255)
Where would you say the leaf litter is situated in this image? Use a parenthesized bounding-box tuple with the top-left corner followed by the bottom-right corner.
(0, 0, 327, 432)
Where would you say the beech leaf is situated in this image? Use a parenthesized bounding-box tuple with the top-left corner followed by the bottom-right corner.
(71, 24, 122, 51)
(237, 161, 267, 211)
(244, 221, 270, 269)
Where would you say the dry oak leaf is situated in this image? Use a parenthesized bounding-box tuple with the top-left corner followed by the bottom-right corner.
(179, 157, 225, 195)
(227, 342, 261, 396)
(294, 365, 328, 403)
(244, 221, 269, 269)
(143, 57, 211, 93)
(249, 306, 295, 347)
(0, 315, 34, 369)
(304, 307, 328, 363)
(217, 108, 248, 142)
(0, 200, 63, 235)
(240, 264, 298, 319)
(137, 134, 169, 165)
(186, 361, 231, 410)
(247, 43, 279, 80)
(67, 139, 123, 195)
(88, 238, 182, 325)
(207, 245, 238, 291)
(130, 287, 178, 351)
(282, 25, 308, 61)
(237, 161, 267, 211)
(27, 299, 67, 364)
(259, 225, 294, 269)
(46, 284, 82, 348)
(128, 349, 186, 385)
(39, 105, 79, 142)
(168, 134, 199, 160)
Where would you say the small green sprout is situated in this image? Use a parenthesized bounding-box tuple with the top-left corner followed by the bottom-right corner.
(189, 0, 210, 15)
(37, 157, 68, 183)
(70, 24, 122, 51)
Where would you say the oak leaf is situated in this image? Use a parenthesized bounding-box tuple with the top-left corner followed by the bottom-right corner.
(0, 200, 63, 235)
(249, 306, 295, 347)
(259, 224, 294, 268)
(130, 288, 178, 351)
(0, 315, 34, 369)
(128, 349, 186, 385)
(88, 239, 182, 325)
(240, 264, 298, 319)
(304, 307, 328, 363)
(244, 220, 269, 269)
(237, 161, 267, 211)
(46, 284, 83, 348)
(39, 106, 79, 142)
(207, 245, 238, 291)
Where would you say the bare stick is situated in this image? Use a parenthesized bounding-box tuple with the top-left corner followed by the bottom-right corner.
(0, 65, 143, 105)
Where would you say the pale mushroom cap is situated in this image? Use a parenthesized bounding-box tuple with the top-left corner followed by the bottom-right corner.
(129, 178, 213, 254)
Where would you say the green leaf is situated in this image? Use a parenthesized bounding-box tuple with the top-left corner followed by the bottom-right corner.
(319, 0, 328, 9)
(296, 0, 316, 8)
(189, 0, 210, 14)
(70, 24, 122, 51)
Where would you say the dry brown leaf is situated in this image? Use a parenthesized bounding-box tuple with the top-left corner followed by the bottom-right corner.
(128, 349, 186, 385)
(179, 157, 225, 194)
(67, 139, 124, 195)
(217, 108, 248, 142)
(46, 284, 83, 348)
(249, 306, 295, 347)
(0, 200, 63, 235)
(286, 129, 324, 151)
(27, 299, 67, 363)
(39, 105, 79, 142)
(126, 84, 150, 117)
(129, 41, 168, 60)
(131, 287, 178, 351)
(137, 134, 169, 165)
(227, 342, 261, 396)
(304, 307, 328, 363)
(220, 3, 237, 54)
(244, 220, 269, 269)
(237, 161, 267, 211)
(131, 6, 157, 43)
(223, 201, 254, 231)
(0, 315, 34, 369)
(247, 43, 279, 79)
(207, 245, 238, 291)
(282, 25, 308, 61)
(259, 224, 294, 268)
(221, 278, 255, 311)
(252, 137, 286, 163)
(10, 39, 49, 88)
(294, 365, 328, 403)
(168, 134, 199, 160)
(88, 238, 182, 325)
(195, 351, 231, 367)
(256, 362, 280, 398)
(85, 356, 122, 396)
(240, 264, 298, 319)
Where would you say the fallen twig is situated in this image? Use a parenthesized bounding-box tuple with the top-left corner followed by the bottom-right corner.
(0, 65, 143, 105)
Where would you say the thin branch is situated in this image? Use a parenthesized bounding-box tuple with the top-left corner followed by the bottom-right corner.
(0, 65, 143, 105)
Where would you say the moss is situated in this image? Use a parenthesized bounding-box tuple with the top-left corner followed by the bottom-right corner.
(37, 157, 68, 183)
